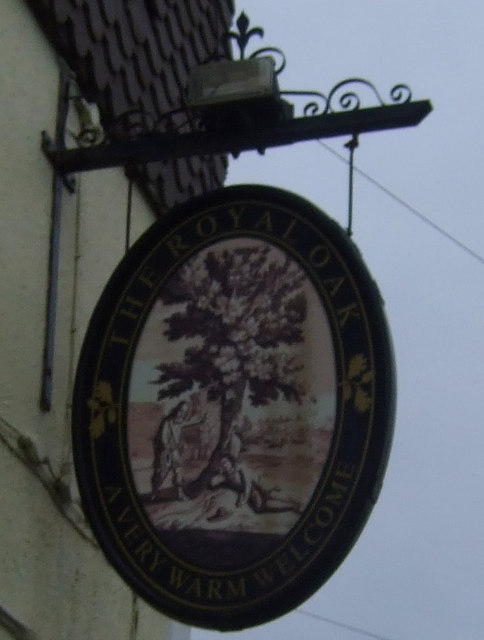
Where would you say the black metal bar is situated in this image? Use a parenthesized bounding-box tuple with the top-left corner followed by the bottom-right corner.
(345, 134, 359, 237)
(42, 100, 432, 174)
(40, 71, 73, 411)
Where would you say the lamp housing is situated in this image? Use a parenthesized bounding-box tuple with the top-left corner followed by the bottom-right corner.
(187, 57, 279, 107)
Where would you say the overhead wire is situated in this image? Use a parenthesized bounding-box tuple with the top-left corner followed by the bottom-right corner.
(317, 140, 484, 266)
(290, 139, 477, 640)
(296, 608, 399, 640)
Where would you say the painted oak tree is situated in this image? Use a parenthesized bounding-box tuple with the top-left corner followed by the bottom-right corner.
(154, 243, 308, 490)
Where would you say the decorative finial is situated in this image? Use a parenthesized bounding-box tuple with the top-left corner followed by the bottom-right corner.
(228, 12, 264, 60)
(227, 12, 286, 73)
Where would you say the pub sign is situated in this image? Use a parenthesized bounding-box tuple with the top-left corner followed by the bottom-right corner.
(72, 185, 395, 630)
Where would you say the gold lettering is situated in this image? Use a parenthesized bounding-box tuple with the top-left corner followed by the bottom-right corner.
(165, 234, 189, 259)
(314, 505, 334, 528)
(254, 210, 273, 232)
(109, 332, 129, 346)
(117, 506, 134, 524)
(185, 577, 202, 598)
(196, 215, 217, 238)
(119, 296, 144, 321)
(134, 541, 165, 572)
(138, 266, 160, 289)
(105, 486, 122, 504)
(228, 207, 245, 228)
(149, 550, 165, 572)
(134, 540, 153, 563)
(275, 553, 294, 576)
(303, 522, 323, 545)
(252, 566, 275, 588)
(124, 523, 141, 543)
(282, 218, 298, 243)
(309, 245, 330, 268)
(335, 463, 355, 481)
(326, 481, 347, 507)
(323, 276, 345, 298)
(289, 543, 310, 563)
(226, 578, 246, 599)
(208, 579, 223, 601)
(169, 566, 191, 590)
(337, 302, 360, 327)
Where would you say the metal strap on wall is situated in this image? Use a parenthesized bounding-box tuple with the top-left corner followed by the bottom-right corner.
(40, 68, 76, 411)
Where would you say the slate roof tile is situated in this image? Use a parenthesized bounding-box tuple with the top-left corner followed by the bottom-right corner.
(126, 1, 153, 45)
(85, 43, 111, 92)
(133, 47, 152, 90)
(152, 19, 173, 61)
(220, 0, 235, 23)
(98, 0, 119, 26)
(160, 63, 178, 107)
(171, 50, 187, 92)
(146, 0, 167, 20)
(68, 11, 93, 57)
(148, 79, 168, 115)
(25, 0, 233, 212)
(105, 74, 132, 121)
(188, 155, 202, 175)
(184, 2, 203, 26)
(52, 0, 71, 22)
(143, 0, 162, 20)
(158, 166, 179, 209)
(174, 156, 188, 192)
(120, 62, 142, 106)
(83, 0, 105, 42)
(204, 6, 220, 41)
(198, 18, 214, 58)
(198, 165, 210, 194)
(173, 2, 191, 36)
(114, 17, 136, 58)
(164, 12, 184, 52)
(103, 29, 125, 73)
(177, 42, 194, 79)
(143, 39, 163, 75)
(188, 29, 208, 65)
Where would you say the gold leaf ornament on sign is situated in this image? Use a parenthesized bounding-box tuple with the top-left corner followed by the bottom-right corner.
(87, 381, 118, 439)
(342, 354, 374, 414)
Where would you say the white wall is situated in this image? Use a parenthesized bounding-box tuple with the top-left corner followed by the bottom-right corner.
(0, 2, 189, 638)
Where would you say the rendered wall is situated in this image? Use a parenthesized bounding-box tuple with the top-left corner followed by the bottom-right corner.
(0, 2, 189, 638)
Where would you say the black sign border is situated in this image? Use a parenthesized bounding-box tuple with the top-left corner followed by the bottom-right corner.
(72, 185, 396, 631)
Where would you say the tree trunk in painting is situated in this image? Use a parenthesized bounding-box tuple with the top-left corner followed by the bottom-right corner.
(186, 378, 247, 496)
(153, 242, 308, 497)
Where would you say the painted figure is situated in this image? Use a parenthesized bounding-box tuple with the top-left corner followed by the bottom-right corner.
(210, 454, 302, 514)
(151, 400, 203, 500)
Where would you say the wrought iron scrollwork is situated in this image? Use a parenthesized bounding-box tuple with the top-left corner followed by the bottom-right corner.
(281, 91, 329, 116)
(51, 10, 426, 160)
(226, 12, 413, 116)
(74, 105, 206, 146)
(227, 12, 286, 74)
(282, 80, 412, 117)
(326, 78, 411, 114)
(390, 84, 412, 104)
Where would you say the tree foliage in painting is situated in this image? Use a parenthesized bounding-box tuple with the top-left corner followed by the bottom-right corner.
(154, 244, 308, 459)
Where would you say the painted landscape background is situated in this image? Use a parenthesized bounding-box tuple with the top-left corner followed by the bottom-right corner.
(127, 396, 334, 567)
(126, 239, 337, 567)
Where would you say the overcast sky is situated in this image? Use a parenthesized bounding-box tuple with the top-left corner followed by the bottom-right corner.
(192, 2, 483, 639)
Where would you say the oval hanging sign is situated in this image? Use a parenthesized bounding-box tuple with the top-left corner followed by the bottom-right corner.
(72, 185, 395, 631)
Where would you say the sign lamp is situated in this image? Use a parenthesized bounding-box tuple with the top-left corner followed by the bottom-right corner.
(187, 56, 280, 107)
